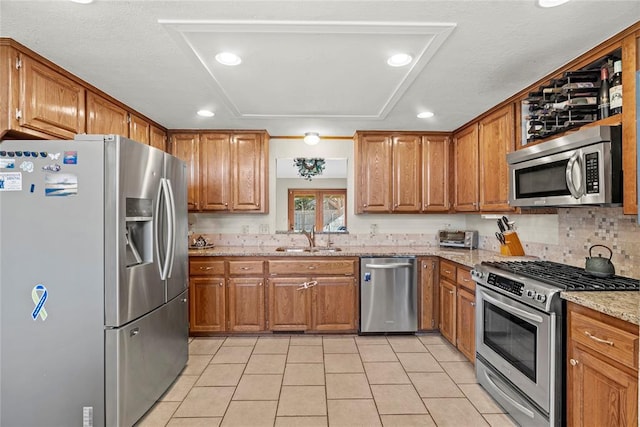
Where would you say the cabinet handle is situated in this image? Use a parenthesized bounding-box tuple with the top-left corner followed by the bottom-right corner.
(470, 302, 476, 306)
(569, 358, 579, 366)
(199, 266, 214, 271)
(218, 282, 223, 287)
(444, 270, 452, 274)
(584, 331, 614, 346)
(241, 267, 250, 270)
(463, 278, 471, 282)
(258, 282, 263, 287)
(449, 290, 454, 294)
(307, 266, 316, 270)
(363, 204, 368, 207)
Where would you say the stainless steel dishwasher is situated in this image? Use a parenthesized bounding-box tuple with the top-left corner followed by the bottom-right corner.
(360, 257, 417, 334)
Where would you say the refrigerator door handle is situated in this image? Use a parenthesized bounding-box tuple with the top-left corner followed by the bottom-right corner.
(154, 178, 165, 278)
(160, 178, 173, 281)
(165, 178, 177, 279)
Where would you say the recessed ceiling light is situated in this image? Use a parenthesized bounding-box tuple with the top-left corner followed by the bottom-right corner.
(197, 110, 215, 118)
(303, 132, 320, 146)
(69, 0, 94, 4)
(387, 53, 413, 67)
(538, 0, 570, 7)
(417, 111, 435, 119)
(215, 52, 242, 66)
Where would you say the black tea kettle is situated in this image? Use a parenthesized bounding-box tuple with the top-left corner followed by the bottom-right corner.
(584, 244, 616, 278)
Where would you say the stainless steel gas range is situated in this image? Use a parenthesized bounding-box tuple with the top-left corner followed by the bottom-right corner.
(471, 260, 639, 427)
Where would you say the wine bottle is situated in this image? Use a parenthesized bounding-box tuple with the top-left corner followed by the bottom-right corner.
(609, 60, 622, 115)
(597, 66, 610, 119)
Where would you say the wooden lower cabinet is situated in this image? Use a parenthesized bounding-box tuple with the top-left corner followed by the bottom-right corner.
(189, 277, 226, 333)
(419, 257, 438, 331)
(267, 277, 311, 331)
(311, 276, 357, 331)
(567, 302, 638, 427)
(228, 277, 265, 332)
(439, 279, 457, 344)
(456, 287, 476, 362)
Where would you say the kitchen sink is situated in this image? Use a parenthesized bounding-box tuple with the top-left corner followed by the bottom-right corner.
(275, 246, 342, 253)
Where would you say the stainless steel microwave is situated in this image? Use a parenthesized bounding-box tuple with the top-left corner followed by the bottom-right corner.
(507, 125, 622, 207)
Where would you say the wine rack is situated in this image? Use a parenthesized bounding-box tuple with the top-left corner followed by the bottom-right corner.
(521, 50, 621, 145)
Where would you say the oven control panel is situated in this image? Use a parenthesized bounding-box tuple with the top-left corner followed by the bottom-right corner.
(486, 273, 523, 296)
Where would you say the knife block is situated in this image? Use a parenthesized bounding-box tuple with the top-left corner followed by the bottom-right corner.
(501, 231, 525, 256)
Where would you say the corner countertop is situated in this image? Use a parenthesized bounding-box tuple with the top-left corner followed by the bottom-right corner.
(561, 291, 639, 325)
(188, 245, 537, 269)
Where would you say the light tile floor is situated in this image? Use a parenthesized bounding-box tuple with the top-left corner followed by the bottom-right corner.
(136, 334, 519, 427)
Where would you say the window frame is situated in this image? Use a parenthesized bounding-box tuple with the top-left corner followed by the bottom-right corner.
(287, 188, 347, 232)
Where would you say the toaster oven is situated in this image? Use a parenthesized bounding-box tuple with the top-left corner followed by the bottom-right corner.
(438, 230, 478, 249)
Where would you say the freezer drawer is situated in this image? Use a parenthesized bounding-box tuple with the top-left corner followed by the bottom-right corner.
(105, 290, 188, 427)
(360, 257, 417, 333)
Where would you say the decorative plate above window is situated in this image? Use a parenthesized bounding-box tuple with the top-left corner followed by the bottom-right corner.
(293, 158, 326, 181)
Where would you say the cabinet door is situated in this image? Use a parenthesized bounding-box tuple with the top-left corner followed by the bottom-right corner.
(86, 91, 128, 136)
(189, 277, 225, 333)
(439, 279, 457, 345)
(422, 135, 450, 212)
(419, 258, 438, 331)
(200, 133, 231, 211)
(356, 134, 392, 213)
(232, 133, 266, 212)
(170, 133, 200, 211)
(228, 277, 265, 332)
(149, 125, 166, 151)
(311, 276, 357, 331)
(267, 277, 311, 331)
(479, 104, 514, 212)
(392, 135, 421, 212)
(129, 112, 150, 145)
(456, 287, 476, 363)
(19, 54, 86, 139)
(453, 124, 479, 212)
(568, 345, 638, 427)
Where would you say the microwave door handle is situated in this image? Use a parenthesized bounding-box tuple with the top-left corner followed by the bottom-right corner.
(565, 151, 584, 199)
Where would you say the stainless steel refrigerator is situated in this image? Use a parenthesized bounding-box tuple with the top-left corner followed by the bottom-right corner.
(0, 134, 189, 427)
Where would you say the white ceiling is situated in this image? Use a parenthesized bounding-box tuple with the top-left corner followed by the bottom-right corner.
(1, 1, 638, 137)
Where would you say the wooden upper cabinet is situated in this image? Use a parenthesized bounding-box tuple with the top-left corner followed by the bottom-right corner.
(453, 123, 479, 212)
(621, 32, 638, 216)
(356, 133, 392, 213)
(170, 133, 200, 211)
(422, 134, 450, 212)
(232, 133, 267, 212)
(128, 112, 150, 145)
(200, 133, 231, 211)
(17, 53, 86, 139)
(392, 135, 421, 212)
(149, 125, 167, 151)
(478, 104, 515, 212)
(86, 91, 128, 136)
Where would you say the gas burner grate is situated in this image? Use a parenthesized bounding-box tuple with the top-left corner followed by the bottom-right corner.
(482, 260, 639, 291)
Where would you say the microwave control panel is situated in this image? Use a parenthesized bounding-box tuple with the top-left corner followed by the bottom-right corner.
(585, 152, 599, 194)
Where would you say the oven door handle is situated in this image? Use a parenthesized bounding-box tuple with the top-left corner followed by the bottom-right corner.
(565, 150, 584, 199)
(482, 368, 536, 420)
(482, 292, 544, 324)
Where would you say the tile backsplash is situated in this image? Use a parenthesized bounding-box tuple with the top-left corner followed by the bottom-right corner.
(191, 207, 639, 279)
(476, 207, 638, 278)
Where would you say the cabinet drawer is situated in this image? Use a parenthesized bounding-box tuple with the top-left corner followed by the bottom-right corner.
(570, 311, 639, 370)
(229, 260, 264, 276)
(189, 258, 225, 276)
(440, 260, 457, 282)
(456, 267, 474, 292)
(268, 259, 356, 276)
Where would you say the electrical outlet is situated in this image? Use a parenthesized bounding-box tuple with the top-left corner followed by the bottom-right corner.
(241, 225, 249, 234)
(370, 224, 378, 235)
(259, 224, 269, 234)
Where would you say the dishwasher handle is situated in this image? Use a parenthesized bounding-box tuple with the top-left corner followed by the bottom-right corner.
(365, 263, 413, 269)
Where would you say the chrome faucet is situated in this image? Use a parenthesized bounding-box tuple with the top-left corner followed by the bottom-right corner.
(302, 226, 316, 249)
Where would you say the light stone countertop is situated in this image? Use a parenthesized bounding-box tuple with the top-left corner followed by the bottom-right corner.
(561, 291, 640, 325)
(188, 245, 536, 269)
